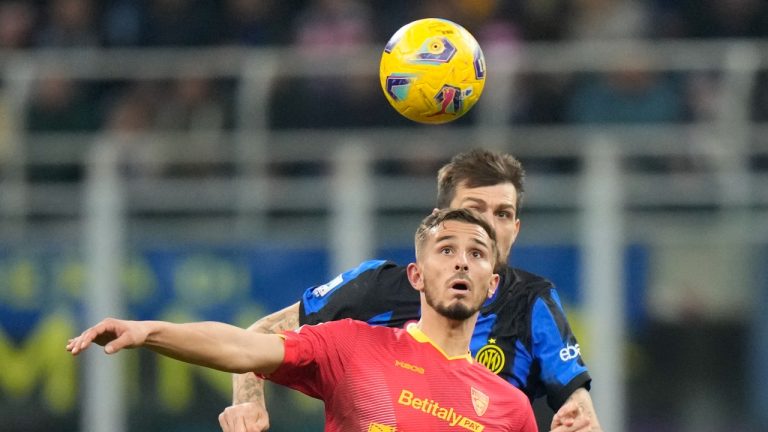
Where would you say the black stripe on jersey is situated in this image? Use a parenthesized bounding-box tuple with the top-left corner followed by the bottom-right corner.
(540, 294, 585, 367)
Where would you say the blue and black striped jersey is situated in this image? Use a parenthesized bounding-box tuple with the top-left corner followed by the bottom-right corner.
(299, 259, 591, 410)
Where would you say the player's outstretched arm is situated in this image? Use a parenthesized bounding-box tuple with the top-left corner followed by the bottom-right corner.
(550, 387, 603, 432)
(220, 302, 301, 432)
(66, 317, 285, 375)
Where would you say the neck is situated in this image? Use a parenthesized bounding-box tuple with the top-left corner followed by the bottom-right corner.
(416, 309, 477, 358)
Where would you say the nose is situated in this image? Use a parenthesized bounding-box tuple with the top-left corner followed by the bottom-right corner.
(455, 263, 469, 272)
(455, 254, 469, 272)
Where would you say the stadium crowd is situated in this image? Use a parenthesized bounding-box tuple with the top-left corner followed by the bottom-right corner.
(2, 0, 768, 181)
(4, 0, 768, 134)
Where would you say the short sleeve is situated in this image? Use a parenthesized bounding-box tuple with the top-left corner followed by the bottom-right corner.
(264, 319, 359, 399)
(530, 289, 591, 409)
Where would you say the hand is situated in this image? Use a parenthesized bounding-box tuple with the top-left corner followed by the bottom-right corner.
(550, 399, 592, 432)
(218, 402, 271, 432)
(66, 317, 148, 356)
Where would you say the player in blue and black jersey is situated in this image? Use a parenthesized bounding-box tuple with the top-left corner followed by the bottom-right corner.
(219, 149, 602, 432)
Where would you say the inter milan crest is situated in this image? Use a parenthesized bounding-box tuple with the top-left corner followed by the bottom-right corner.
(475, 338, 505, 374)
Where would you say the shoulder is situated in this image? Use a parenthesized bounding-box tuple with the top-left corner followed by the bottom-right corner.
(505, 267, 575, 331)
(303, 259, 403, 300)
(337, 259, 407, 286)
(318, 318, 402, 346)
(503, 266, 554, 294)
(336, 259, 401, 283)
(483, 266, 566, 343)
(331, 259, 401, 280)
(333, 259, 411, 298)
(314, 317, 368, 330)
(300, 259, 418, 326)
(487, 266, 555, 314)
(322, 318, 397, 335)
(339, 259, 412, 297)
(291, 318, 367, 342)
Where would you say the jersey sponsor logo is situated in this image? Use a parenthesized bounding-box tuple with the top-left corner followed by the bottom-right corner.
(559, 343, 581, 361)
(395, 359, 425, 374)
(470, 387, 489, 416)
(311, 274, 343, 297)
(397, 389, 485, 431)
(368, 423, 396, 432)
(475, 341, 505, 374)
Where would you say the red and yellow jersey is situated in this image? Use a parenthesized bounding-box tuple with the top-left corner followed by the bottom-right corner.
(264, 319, 537, 432)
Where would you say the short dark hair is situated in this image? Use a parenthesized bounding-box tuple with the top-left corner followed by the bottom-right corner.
(436, 149, 526, 213)
(414, 208, 498, 267)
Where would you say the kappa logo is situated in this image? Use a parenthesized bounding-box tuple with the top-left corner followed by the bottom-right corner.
(475, 341, 505, 374)
(471, 387, 489, 417)
(559, 343, 581, 361)
(395, 359, 425, 374)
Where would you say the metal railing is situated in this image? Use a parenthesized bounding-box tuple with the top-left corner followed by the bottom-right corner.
(1, 40, 767, 432)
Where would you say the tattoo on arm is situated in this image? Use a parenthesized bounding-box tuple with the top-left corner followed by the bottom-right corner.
(252, 303, 300, 334)
(233, 372, 264, 405)
(231, 302, 300, 405)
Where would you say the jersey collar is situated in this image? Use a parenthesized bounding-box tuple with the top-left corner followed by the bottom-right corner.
(406, 323, 474, 363)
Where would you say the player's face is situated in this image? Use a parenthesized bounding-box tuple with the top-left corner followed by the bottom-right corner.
(449, 182, 520, 265)
(412, 220, 499, 321)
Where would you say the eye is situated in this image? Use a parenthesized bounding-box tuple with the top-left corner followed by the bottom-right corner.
(471, 250, 485, 259)
(496, 210, 513, 220)
(440, 247, 453, 255)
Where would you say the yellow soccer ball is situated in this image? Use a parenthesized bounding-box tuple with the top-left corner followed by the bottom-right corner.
(379, 18, 486, 125)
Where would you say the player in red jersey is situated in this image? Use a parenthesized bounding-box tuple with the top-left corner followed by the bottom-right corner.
(67, 208, 537, 431)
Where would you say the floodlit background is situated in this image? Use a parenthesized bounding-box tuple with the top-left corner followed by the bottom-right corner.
(1, 1, 767, 431)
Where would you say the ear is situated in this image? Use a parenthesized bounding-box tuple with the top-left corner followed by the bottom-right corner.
(487, 273, 500, 299)
(406, 262, 425, 292)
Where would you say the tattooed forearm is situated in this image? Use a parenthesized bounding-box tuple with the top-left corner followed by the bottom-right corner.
(253, 302, 300, 334)
(233, 372, 265, 404)
(231, 302, 300, 404)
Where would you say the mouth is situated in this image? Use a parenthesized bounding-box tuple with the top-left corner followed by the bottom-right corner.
(449, 280, 470, 293)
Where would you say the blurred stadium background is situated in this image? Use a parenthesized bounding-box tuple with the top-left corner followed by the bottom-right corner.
(1, 1, 768, 431)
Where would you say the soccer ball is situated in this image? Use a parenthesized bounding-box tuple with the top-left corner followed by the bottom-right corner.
(379, 18, 486, 125)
